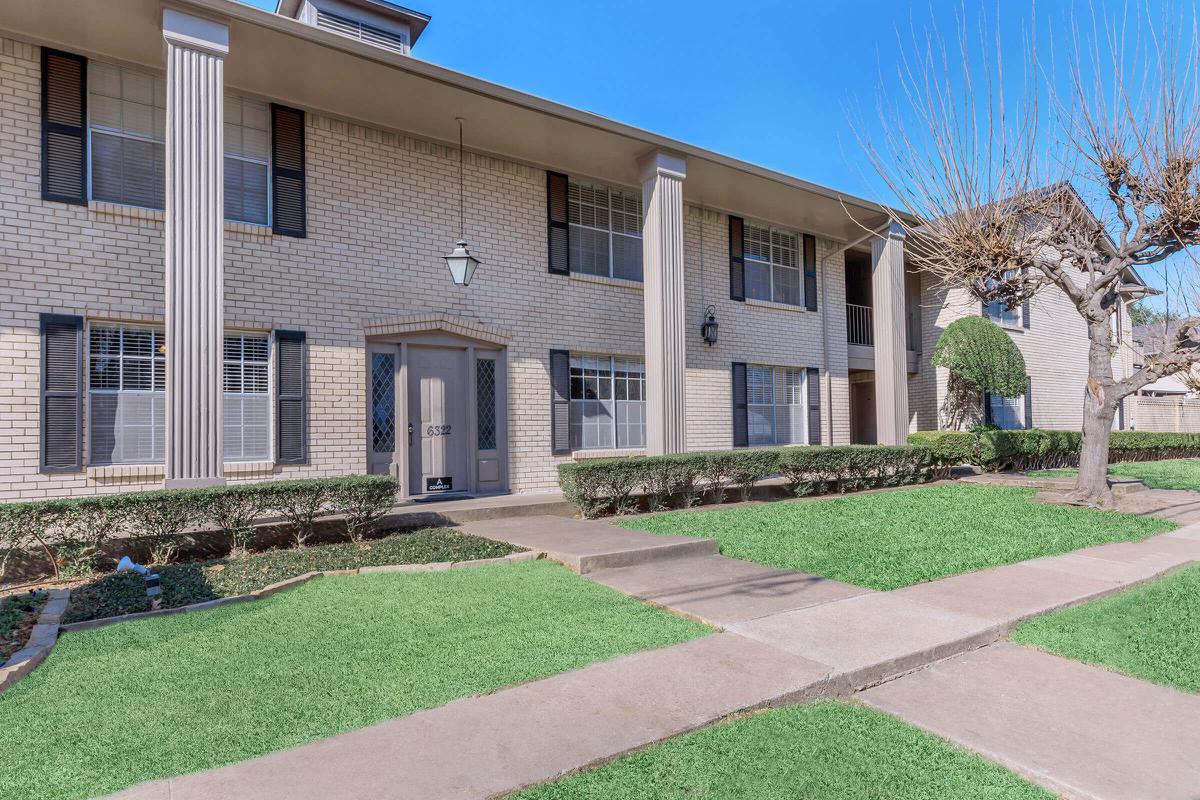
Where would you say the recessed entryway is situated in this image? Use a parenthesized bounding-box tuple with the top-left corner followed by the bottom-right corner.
(365, 323, 508, 499)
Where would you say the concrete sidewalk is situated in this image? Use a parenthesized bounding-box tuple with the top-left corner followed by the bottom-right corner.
(107, 513, 1200, 800)
(863, 642, 1200, 800)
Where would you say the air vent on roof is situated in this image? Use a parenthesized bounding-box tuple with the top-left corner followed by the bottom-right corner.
(316, 9, 410, 53)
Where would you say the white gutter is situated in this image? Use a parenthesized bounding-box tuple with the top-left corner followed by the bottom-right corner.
(819, 224, 891, 442)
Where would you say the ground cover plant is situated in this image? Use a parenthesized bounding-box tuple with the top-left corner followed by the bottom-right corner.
(0, 561, 709, 800)
(63, 528, 517, 624)
(0, 591, 46, 663)
(621, 484, 1174, 590)
(1029, 458, 1200, 492)
(1014, 564, 1200, 693)
(511, 701, 1052, 799)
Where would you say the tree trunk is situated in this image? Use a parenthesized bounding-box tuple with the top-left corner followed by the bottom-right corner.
(1067, 319, 1119, 506)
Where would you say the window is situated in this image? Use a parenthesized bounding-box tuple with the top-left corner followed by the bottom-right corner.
(985, 269, 1020, 326)
(568, 181, 643, 281)
(477, 359, 497, 450)
(987, 393, 1024, 430)
(569, 355, 645, 450)
(88, 62, 166, 210)
(224, 333, 271, 461)
(224, 96, 270, 225)
(744, 222, 802, 306)
(746, 365, 807, 446)
(88, 324, 166, 465)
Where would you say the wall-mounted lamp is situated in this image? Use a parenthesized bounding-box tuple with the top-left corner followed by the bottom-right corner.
(700, 305, 719, 346)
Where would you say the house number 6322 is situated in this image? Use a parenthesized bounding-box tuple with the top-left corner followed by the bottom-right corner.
(427, 425, 452, 436)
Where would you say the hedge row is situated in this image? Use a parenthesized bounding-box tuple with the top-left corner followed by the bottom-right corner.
(909, 429, 1200, 473)
(0, 475, 398, 583)
(558, 445, 934, 518)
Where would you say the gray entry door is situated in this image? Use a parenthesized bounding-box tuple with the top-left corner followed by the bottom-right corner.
(367, 346, 398, 475)
(407, 346, 467, 495)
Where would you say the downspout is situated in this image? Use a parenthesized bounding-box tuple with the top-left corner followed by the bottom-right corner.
(819, 223, 892, 443)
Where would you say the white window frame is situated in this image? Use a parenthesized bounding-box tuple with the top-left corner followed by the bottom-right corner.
(86, 321, 167, 466)
(223, 331, 273, 462)
(746, 364, 808, 446)
(568, 180, 644, 281)
(743, 222, 803, 307)
(86, 62, 167, 212)
(223, 94, 272, 227)
(569, 354, 646, 451)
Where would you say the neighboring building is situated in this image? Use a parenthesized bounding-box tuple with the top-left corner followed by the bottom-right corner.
(0, 0, 1153, 501)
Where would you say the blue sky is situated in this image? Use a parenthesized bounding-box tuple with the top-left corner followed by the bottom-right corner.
(240, 0, 1190, 310)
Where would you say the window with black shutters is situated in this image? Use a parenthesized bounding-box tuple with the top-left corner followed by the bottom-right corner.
(88, 61, 166, 210)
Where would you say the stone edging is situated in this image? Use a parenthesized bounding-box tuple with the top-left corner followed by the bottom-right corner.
(0, 588, 70, 693)
(0, 551, 540, 693)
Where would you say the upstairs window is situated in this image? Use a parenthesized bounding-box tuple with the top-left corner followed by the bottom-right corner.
(88, 323, 166, 465)
(569, 354, 645, 450)
(747, 365, 807, 446)
(88, 62, 166, 210)
(223, 333, 271, 461)
(224, 96, 270, 226)
(568, 182, 643, 281)
(744, 223, 802, 306)
(985, 269, 1021, 326)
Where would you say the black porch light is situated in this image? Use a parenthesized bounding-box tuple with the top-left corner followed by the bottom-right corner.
(700, 305, 719, 346)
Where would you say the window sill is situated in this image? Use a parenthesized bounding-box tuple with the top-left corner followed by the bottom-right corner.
(568, 272, 643, 291)
(87, 462, 276, 480)
(745, 298, 807, 314)
(570, 448, 647, 460)
(87, 201, 273, 237)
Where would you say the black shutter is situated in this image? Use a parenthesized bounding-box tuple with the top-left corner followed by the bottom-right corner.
(807, 366, 821, 444)
(547, 171, 570, 275)
(983, 392, 993, 425)
(1021, 267, 1031, 328)
(275, 330, 307, 463)
(731, 362, 748, 447)
(1024, 377, 1033, 429)
(270, 104, 306, 237)
(981, 299, 989, 316)
(728, 216, 745, 301)
(41, 49, 87, 205)
(1118, 397, 1125, 430)
(40, 313, 83, 472)
(550, 349, 571, 454)
(803, 234, 818, 312)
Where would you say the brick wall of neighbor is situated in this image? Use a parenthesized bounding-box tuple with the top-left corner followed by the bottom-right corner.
(0, 35, 858, 501)
(909, 266, 1137, 433)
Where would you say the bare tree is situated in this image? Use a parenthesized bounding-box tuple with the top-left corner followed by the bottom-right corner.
(860, 4, 1200, 505)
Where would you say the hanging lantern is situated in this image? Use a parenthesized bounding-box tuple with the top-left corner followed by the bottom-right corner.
(442, 117, 482, 286)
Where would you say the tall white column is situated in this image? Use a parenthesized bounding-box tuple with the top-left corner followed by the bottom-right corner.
(639, 152, 688, 455)
(163, 9, 228, 487)
(871, 223, 910, 445)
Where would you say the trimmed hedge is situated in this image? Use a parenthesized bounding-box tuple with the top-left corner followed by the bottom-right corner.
(0, 475, 398, 584)
(558, 446, 934, 519)
(910, 428, 1200, 473)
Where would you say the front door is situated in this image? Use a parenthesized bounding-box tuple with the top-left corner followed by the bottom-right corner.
(407, 346, 467, 495)
(368, 346, 399, 475)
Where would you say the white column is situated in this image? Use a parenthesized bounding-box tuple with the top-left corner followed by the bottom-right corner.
(163, 9, 228, 487)
(639, 151, 688, 455)
(871, 223, 910, 445)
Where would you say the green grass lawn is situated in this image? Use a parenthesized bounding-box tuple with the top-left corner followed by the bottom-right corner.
(64, 527, 518, 623)
(621, 484, 1175, 590)
(0, 561, 708, 800)
(1030, 458, 1200, 491)
(1014, 563, 1200, 693)
(511, 701, 1052, 799)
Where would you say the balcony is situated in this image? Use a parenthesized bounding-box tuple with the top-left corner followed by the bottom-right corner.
(846, 303, 919, 373)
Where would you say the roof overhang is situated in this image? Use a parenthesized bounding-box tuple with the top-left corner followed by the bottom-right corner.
(0, 0, 894, 242)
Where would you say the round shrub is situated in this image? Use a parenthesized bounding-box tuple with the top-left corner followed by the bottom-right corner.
(932, 316, 1027, 397)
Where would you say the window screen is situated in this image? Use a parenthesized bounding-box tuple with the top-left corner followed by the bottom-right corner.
(569, 354, 645, 450)
(88, 324, 166, 465)
(568, 181, 643, 281)
(224, 333, 270, 461)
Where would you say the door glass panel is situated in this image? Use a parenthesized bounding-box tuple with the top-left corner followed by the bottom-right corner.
(371, 352, 395, 452)
(476, 359, 496, 450)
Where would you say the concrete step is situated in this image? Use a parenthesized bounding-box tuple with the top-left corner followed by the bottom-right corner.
(456, 516, 718, 574)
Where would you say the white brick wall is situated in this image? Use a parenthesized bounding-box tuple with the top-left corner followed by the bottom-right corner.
(0, 36, 861, 500)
